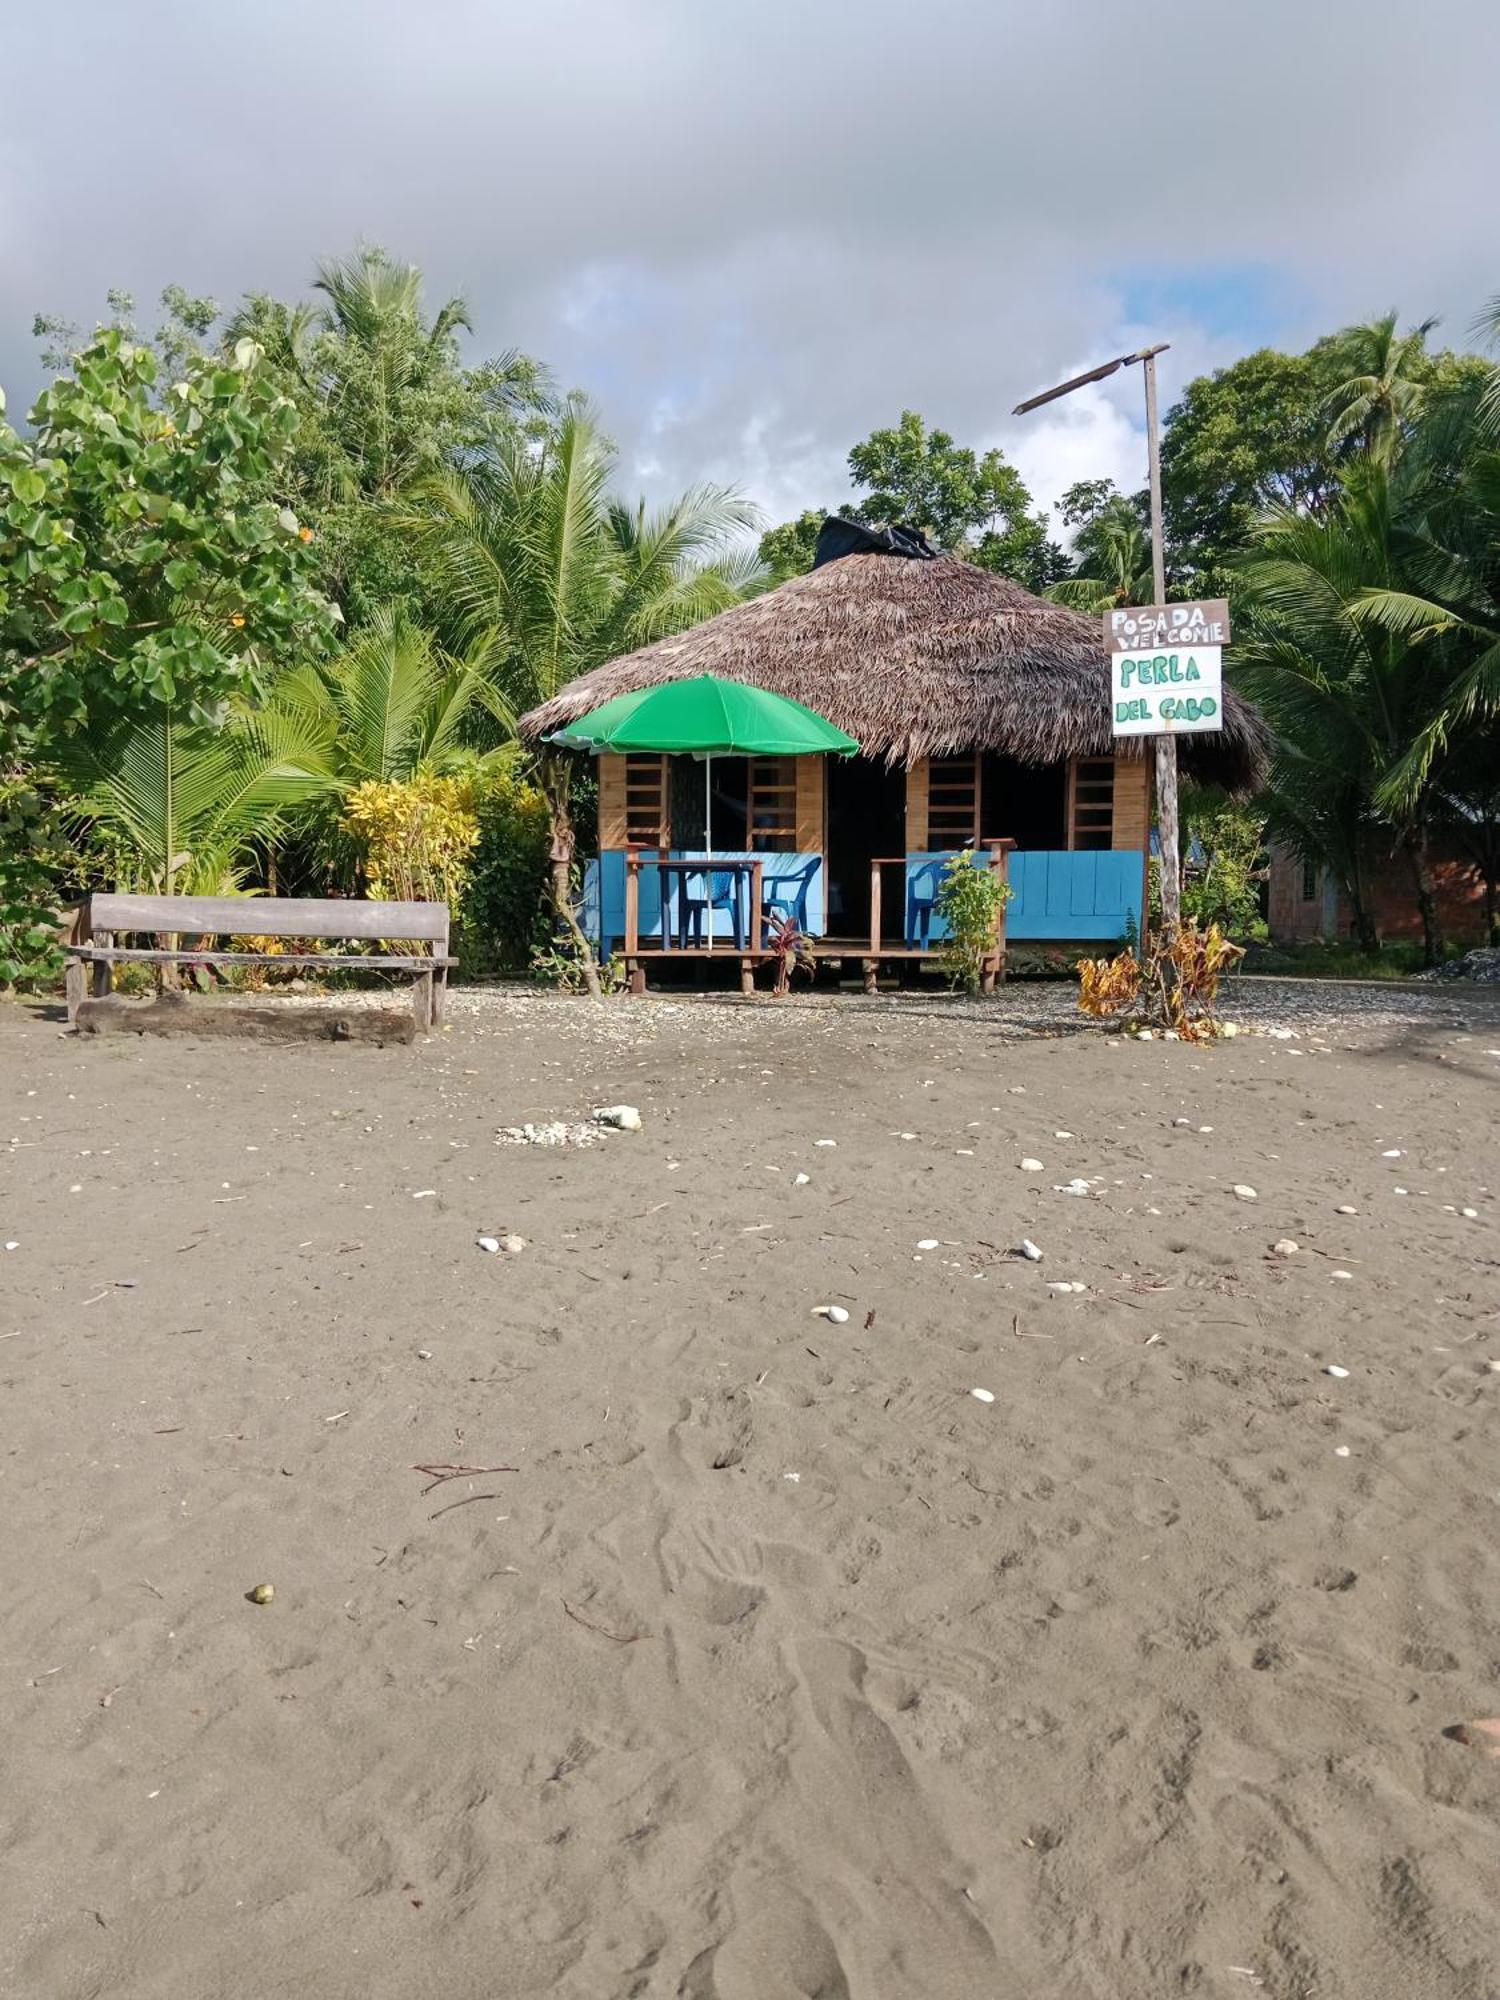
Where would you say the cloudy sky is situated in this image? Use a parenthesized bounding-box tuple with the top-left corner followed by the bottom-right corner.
(4, 0, 1498, 537)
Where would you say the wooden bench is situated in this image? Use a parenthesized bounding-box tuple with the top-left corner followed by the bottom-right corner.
(64, 894, 453, 1032)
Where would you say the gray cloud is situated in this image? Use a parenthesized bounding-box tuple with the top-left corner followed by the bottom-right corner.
(4, 0, 1497, 529)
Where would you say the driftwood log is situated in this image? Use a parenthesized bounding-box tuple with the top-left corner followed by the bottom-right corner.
(73, 991, 417, 1046)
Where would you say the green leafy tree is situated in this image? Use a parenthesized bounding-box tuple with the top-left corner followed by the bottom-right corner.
(0, 328, 338, 970)
(846, 409, 1055, 585)
(1159, 348, 1337, 589)
(758, 509, 826, 584)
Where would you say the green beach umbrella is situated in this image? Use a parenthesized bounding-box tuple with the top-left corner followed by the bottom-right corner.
(551, 675, 858, 759)
(552, 675, 856, 949)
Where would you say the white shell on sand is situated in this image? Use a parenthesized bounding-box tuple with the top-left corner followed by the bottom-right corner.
(1324, 1364, 1350, 1378)
(498, 1234, 526, 1255)
(1233, 1185, 1258, 1201)
(812, 1305, 850, 1323)
(1019, 1239, 1043, 1261)
(476, 1236, 501, 1254)
(1336, 1204, 1358, 1215)
(1054, 1130, 1074, 1139)
(916, 1238, 940, 1250)
(1382, 1149, 1403, 1159)
(1331, 1270, 1354, 1281)
(1272, 1239, 1299, 1256)
(793, 1173, 811, 1187)
(814, 1138, 837, 1147)
(1335, 1445, 1352, 1457)
(1020, 1158, 1044, 1173)
(970, 1388, 995, 1403)
(1055, 1178, 1090, 1197)
(594, 1105, 642, 1131)
(1462, 1206, 1479, 1218)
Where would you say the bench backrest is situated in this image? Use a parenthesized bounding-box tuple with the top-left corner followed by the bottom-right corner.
(81, 894, 449, 945)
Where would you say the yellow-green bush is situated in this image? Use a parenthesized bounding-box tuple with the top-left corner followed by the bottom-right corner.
(341, 775, 482, 908)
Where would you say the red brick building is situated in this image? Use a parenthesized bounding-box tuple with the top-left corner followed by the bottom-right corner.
(1267, 839, 1490, 945)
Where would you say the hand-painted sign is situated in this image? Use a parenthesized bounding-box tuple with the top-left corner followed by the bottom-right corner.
(1106, 600, 1230, 737)
(1110, 645, 1222, 734)
(1105, 599, 1231, 650)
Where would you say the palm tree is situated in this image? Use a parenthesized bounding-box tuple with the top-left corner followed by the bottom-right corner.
(46, 704, 336, 900)
(1235, 455, 1464, 963)
(1322, 312, 1438, 462)
(277, 606, 514, 785)
(1046, 497, 1154, 612)
(405, 399, 762, 987)
(1474, 293, 1500, 441)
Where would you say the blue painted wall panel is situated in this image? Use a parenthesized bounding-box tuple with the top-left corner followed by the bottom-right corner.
(596, 850, 824, 950)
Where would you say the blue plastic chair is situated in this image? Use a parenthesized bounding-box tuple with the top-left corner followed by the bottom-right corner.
(681, 869, 745, 949)
(905, 858, 947, 947)
(761, 857, 819, 934)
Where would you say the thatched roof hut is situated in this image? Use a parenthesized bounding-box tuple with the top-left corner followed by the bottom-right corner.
(519, 523, 1268, 793)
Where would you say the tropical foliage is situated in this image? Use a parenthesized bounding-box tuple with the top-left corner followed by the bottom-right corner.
(5, 241, 1500, 987)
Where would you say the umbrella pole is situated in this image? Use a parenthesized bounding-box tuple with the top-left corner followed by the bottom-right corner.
(705, 754, 713, 955)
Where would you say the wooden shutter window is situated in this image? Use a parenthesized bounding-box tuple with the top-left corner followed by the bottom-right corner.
(1070, 757, 1115, 851)
(749, 756, 798, 851)
(925, 753, 980, 845)
(624, 754, 670, 845)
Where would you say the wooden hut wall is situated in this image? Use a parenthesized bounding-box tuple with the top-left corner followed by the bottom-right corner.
(795, 758, 826, 854)
(905, 763, 929, 849)
(599, 754, 628, 848)
(1111, 755, 1151, 851)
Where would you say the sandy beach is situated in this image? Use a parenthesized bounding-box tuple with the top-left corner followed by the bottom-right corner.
(3, 978, 1499, 2000)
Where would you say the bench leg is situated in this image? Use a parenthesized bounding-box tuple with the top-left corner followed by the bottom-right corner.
(65, 957, 86, 1023)
(412, 969, 434, 1031)
(431, 965, 447, 1027)
(862, 957, 878, 994)
(740, 957, 755, 996)
(92, 932, 113, 998)
(981, 957, 998, 996)
(627, 958, 646, 997)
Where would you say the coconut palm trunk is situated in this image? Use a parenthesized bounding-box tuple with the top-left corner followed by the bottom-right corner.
(540, 752, 602, 999)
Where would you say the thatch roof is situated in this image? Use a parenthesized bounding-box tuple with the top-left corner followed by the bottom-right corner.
(519, 531, 1268, 791)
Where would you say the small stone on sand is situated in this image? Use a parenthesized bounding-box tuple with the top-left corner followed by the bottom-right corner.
(1233, 1185, 1258, 1202)
(1272, 1239, 1299, 1256)
(1019, 1239, 1043, 1262)
(1019, 1158, 1044, 1173)
(970, 1388, 995, 1404)
(1323, 1364, 1350, 1378)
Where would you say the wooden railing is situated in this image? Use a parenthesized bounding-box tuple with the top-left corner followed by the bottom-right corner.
(623, 849, 764, 954)
(867, 840, 1015, 957)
